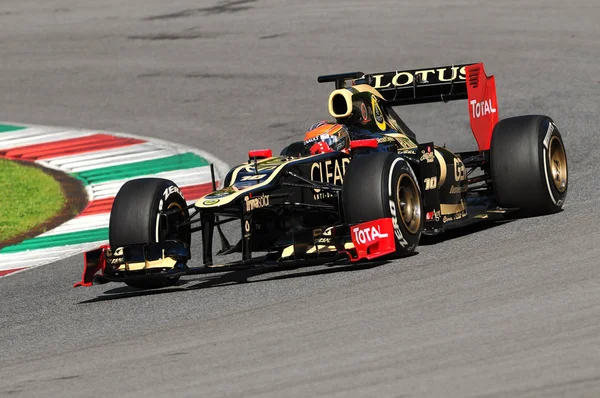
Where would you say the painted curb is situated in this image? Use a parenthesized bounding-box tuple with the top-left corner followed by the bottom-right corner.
(0, 122, 229, 277)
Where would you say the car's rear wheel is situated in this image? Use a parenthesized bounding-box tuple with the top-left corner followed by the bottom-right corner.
(342, 152, 423, 256)
(109, 178, 190, 289)
(490, 115, 568, 214)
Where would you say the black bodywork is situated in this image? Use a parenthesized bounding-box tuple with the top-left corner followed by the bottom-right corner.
(76, 63, 516, 287)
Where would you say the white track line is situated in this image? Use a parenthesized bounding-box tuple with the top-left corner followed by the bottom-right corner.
(0, 122, 230, 277)
(88, 166, 213, 199)
(0, 131, 95, 150)
(0, 242, 108, 271)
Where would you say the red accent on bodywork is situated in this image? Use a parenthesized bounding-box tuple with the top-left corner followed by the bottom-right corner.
(350, 218, 396, 260)
(350, 139, 378, 150)
(248, 149, 273, 159)
(73, 245, 109, 287)
(466, 63, 499, 151)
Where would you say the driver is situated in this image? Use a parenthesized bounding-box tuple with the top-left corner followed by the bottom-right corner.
(303, 121, 351, 155)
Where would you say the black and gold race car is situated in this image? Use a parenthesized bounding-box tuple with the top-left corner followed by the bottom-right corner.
(75, 62, 568, 289)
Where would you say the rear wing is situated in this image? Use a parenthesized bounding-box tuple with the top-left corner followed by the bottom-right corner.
(318, 62, 499, 151)
(318, 64, 471, 106)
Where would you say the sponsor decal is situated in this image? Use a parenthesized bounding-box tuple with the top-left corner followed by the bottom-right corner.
(244, 194, 270, 212)
(313, 191, 335, 200)
(244, 157, 284, 172)
(159, 185, 183, 210)
(372, 66, 467, 89)
(453, 158, 466, 182)
(442, 208, 467, 223)
(543, 122, 555, 149)
(388, 199, 408, 247)
(397, 137, 416, 149)
(399, 148, 417, 156)
(360, 102, 369, 122)
(379, 135, 416, 150)
(205, 186, 240, 199)
(469, 99, 497, 119)
(303, 135, 321, 147)
(387, 159, 419, 248)
(243, 219, 251, 239)
(203, 199, 220, 205)
(424, 176, 437, 190)
(350, 219, 396, 259)
(352, 225, 388, 245)
(420, 148, 435, 163)
(371, 95, 386, 131)
(383, 133, 417, 150)
(311, 157, 351, 199)
(426, 209, 441, 222)
(163, 185, 182, 200)
(315, 237, 333, 245)
(449, 184, 468, 194)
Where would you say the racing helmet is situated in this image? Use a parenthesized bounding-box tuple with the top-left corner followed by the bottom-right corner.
(303, 122, 350, 155)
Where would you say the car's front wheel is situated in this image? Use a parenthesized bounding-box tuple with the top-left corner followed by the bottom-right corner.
(109, 178, 190, 289)
(342, 152, 423, 256)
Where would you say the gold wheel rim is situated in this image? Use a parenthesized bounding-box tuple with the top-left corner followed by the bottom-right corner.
(548, 136, 567, 193)
(396, 173, 422, 235)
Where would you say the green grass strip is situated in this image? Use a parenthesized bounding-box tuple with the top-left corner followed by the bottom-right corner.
(74, 152, 209, 185)
(0, 124, 27, 133)
(0, 159, 65, 242)
(0, 228, 108, 253)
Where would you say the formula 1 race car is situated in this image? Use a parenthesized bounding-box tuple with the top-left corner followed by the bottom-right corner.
(75, 62, 568, 289)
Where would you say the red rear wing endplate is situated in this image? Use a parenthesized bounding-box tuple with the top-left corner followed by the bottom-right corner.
(465, 63, 499, 151)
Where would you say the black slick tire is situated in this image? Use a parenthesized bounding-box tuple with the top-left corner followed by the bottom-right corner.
(342, 152, 423, 255)
(109, 178, 190, 289)
(490, 115, 568, 215)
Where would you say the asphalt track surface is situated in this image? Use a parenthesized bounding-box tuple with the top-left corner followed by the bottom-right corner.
(0, 1, 599, 397)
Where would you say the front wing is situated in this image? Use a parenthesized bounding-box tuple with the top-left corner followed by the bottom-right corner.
(74, 218, 396, 287)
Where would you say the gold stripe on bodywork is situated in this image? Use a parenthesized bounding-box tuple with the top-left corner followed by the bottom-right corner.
(126, 262, 146, 271)
(125, 257, 177, 271)
(146, 257, 177, 269)
(351, 84, 385, 100)
(440, 202, 466, 215)
(281, 245, 295, 258)
(383, 133, 418, 149)
(434, 149, 447, 187)
(306, 245, 338, 254)
(196, 156, 312, 209)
